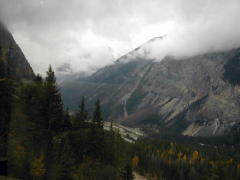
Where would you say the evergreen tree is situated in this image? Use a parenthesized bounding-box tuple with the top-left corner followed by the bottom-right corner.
(75, 96, 88, 128)
(88, 99, 105, 160)
(34, 74, 43, 83)
(41, 66, 64, 179)
(232, 123, 240, 144)
(93, 99, 103, 128)
(43, 65, 63, 133)
(62, 108, 72, 131)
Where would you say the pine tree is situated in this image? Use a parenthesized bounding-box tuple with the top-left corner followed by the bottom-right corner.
(93, 99, 103, 128)
(88, 99, 105, 160)
(43, 65, 63, 133)
(75, 96, 88, 128)
(21, 73, 44, 128)
(34, 74, 43, 83)
(41, 66, 64, 179)
(62, 108, 72, 131)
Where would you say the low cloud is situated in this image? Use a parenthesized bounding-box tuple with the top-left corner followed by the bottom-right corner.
(0, 0, 240, 74)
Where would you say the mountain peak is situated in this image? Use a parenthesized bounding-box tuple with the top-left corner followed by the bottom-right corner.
(147, 35, 166, 43)
(116, 35, 166, 63)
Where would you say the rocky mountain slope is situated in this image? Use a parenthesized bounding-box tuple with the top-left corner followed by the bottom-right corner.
(0, 23, 34, 81)
(61, 38, 240, 137)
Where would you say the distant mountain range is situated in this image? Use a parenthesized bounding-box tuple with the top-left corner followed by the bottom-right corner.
(2, 21, 240, 138)
(61, 36, 240, 137)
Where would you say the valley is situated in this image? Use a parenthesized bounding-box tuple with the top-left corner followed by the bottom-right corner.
(1, 6, 240, 179)
(104, 122, 145, 143)
(61, 39, 240, 138)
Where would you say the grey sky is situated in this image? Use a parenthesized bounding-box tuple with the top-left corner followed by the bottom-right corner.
(0, 0, 240, 75)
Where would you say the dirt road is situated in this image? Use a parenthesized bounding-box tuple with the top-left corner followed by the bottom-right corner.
(134, 172, 148, 180)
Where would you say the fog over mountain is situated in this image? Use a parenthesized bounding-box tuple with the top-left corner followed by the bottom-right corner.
(0, 0, 240, 75)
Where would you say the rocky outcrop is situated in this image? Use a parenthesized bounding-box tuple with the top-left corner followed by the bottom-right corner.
(0, 23, 34, 81)
(61, 38, 240, 137)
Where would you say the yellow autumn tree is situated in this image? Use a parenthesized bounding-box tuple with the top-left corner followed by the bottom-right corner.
(182, 154, 187, 161)
(168, 149, 174, 155)
(209, 160, 215, 166)
(30, 155, 46, 180)
(237, 163, 240, 169)
(191, 150, 200, 163)
(9, 139, 26, 170)
(227, 159, 233, 166)
(178, 152, 183, 159)
(132, 156, 140, 169)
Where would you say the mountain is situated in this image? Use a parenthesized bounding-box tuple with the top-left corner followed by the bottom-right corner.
(61, 37, 240, 137)
(0, 23, 34, 81)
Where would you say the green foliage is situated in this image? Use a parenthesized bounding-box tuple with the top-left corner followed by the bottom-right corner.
(7, 64, 240, 180)
(43, 65, 64, 134)
(133, 138, 240, 180)
(92, 99, 103, 128)
(72, 159, 118, 180)
(6, 66, 132, 180)
(74, 96, 88, 129)
(62, 108, 72, 131)
(30, 154, 46, 180)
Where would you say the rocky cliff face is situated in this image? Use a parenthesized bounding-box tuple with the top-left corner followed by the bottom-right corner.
(0, 23, 34, 81)
(61, 38, 240, 137)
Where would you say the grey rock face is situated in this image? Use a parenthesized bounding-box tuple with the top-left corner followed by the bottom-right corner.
(0, 23, 34, 81)
(61, 39, 240, 137)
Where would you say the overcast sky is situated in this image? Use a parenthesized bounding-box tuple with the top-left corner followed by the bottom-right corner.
(0, 0, 240, 75)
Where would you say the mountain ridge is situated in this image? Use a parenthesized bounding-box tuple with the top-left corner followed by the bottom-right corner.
(61, 37, 240, 137)
(0, 22, 34, 81)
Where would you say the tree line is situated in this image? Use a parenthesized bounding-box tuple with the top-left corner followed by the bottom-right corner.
(0, 60, 135, 179)
(2, 43, 240, 180)
(132, 139, 240, 180)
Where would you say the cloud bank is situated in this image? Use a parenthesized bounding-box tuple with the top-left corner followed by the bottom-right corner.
(0, 0, 240, 75)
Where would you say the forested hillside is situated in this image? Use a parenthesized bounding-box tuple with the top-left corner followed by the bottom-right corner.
(1, 61, 240, 180)
(0, 22, 136, 180)
(0, 63, 135, 179)
(133, 138, 240, 180)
